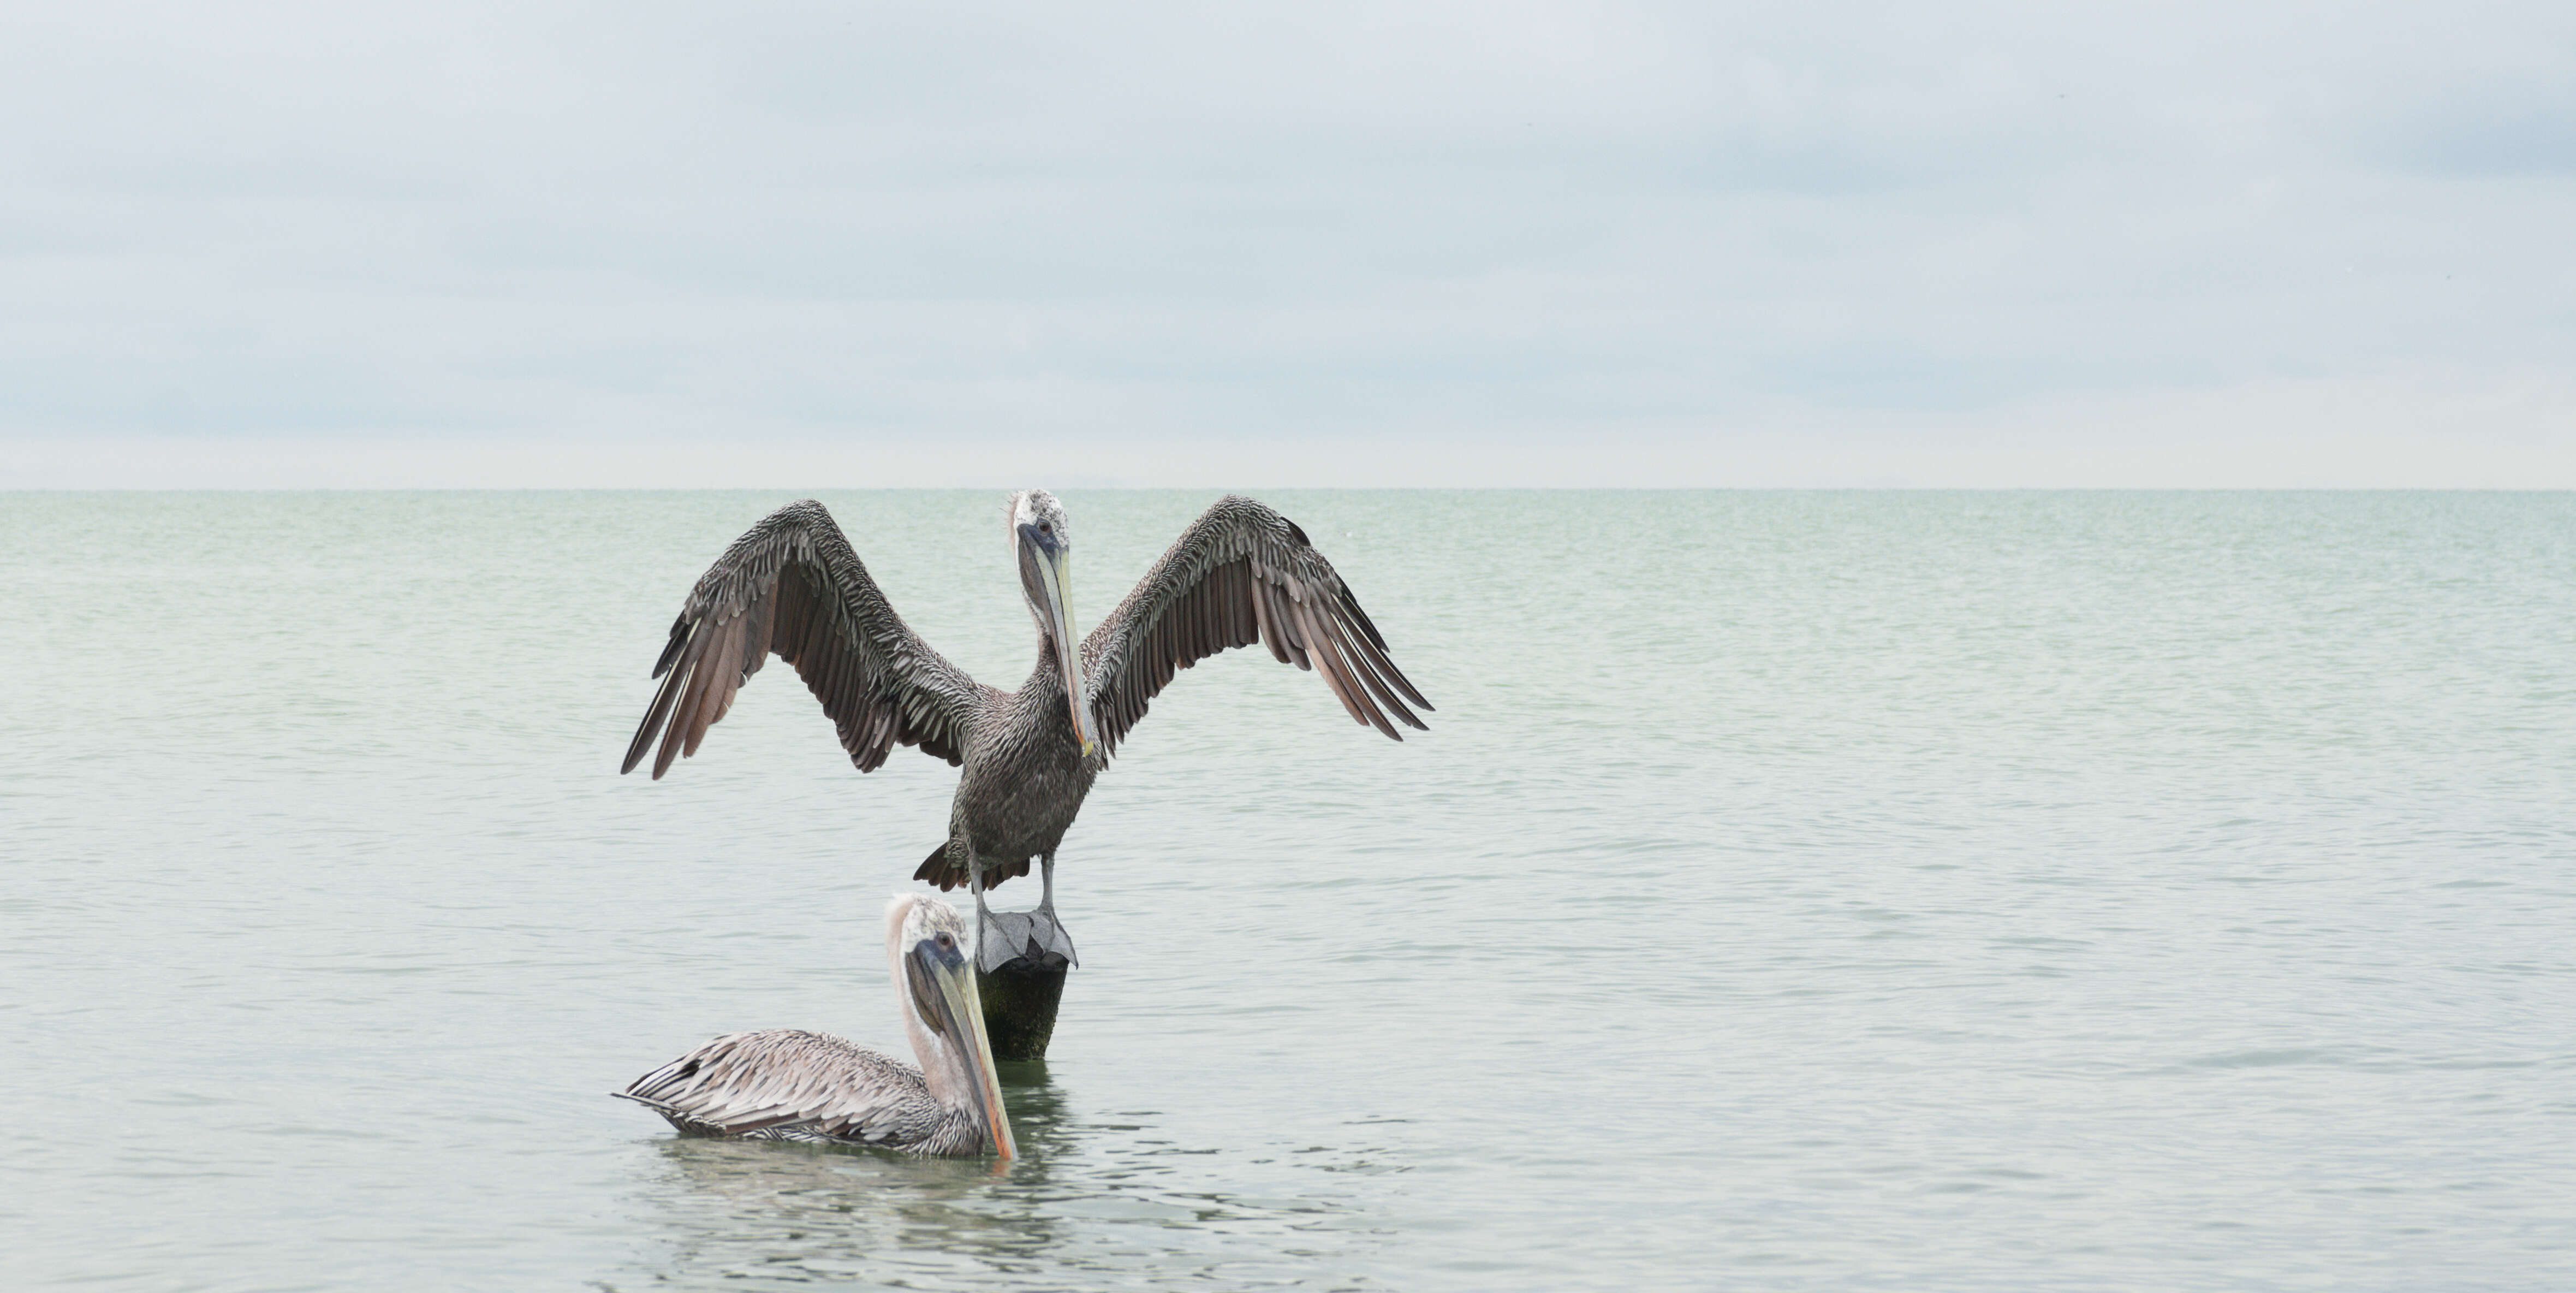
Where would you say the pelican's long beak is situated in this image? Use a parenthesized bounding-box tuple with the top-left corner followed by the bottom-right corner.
(915, 939, 1018, 1158)
(1033, 545, 1102, 759)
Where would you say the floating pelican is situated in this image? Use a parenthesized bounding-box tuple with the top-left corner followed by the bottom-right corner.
(620, 492, 1430, 946)
(617, 894, 1016, 1157)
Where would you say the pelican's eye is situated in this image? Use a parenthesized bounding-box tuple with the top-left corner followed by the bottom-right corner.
(937, 933, 956, 951)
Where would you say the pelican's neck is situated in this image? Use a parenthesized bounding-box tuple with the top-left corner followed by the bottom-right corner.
(930, 1043, 985, 1118)
(896, 970, 983, 1117)
(1026, 631, 1069, 698)
(897, 964, 988, 1125)
(882, 905, 951, 1110)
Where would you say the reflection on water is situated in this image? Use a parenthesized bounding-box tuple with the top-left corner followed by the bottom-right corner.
(622, 1065, 1387, 1289)
(641, 1140, 1040, 1285)
(638, 1065, 1065, 1284)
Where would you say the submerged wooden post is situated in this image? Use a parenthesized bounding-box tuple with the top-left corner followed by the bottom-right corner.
(974, 909, 1075, 1062)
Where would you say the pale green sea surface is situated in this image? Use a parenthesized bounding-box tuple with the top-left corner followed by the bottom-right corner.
(3, 490, 2572, 1291)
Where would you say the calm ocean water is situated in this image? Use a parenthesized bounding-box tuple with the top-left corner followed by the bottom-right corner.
(4, 490, 2572, 1291)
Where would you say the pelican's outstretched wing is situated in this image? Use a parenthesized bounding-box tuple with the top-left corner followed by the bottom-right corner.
(1081, 495, 1431, 755)
(622, 500, 983, 779)
(617, 1029, 946, 1147)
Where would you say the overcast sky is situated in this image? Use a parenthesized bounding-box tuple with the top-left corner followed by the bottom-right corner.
(4, 1, 2571, 487)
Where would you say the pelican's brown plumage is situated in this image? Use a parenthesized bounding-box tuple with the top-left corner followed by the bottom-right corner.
(617, 894, 1015, 1157)
(620, 491, 1429, 940)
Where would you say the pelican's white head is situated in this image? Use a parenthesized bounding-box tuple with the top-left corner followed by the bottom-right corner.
(1005, 489, 1101, 758)
(884, 893, 1017, 1158)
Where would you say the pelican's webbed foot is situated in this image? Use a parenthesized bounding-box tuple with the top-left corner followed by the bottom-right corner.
(974, 906, 1076, 974)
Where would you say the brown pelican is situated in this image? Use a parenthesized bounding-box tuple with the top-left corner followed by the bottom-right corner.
(617, 894, 1016, 1157)
(620, 492, 1430, 947)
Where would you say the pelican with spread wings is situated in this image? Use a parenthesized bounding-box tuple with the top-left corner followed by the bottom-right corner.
(621, 491, 1430, 950)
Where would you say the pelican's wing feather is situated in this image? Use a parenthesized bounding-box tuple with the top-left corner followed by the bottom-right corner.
(622, 500, 984, 778)
(616, 1029, 944, 1146)
(1081, 495, 1431, 754)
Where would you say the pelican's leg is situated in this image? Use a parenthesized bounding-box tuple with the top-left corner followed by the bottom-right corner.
(1038, 850, 1076, 967)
